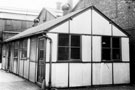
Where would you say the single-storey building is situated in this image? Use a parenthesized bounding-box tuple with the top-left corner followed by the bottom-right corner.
(2, 6, 130, 89)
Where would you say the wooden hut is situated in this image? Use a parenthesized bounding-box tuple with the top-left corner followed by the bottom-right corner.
(2, 6, 130, 89)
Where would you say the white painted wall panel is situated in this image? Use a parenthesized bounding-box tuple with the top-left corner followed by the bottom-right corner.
(46, 33, 58, 62)
(50, 21, 69, 33)
(24, 60, 29, 79)
(121, 38, 129, 61)
(114, 63, 130, 84)
(29, 62, 36, 82)
(24, 38, 30, 79)
(13, 61, 17, 73)
(35, 63, 38, 82)
(52, 63, 68, 87)
(19, 60, 23, 76)
(2, 57, 6, 69)
(92, 10, 111, 35)
(70, 9, 91, 34)
(93, 63, 112, 85)
(70, 63, 91, 87)
(112, 25, 126, 36)
(82, 36, 91, 62)
(10, 48, 14, 72)
(46, 64, 49, 86)
(92, 36, 101, 62)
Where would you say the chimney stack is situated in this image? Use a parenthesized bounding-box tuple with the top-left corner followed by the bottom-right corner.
(56, 2, 62, 10)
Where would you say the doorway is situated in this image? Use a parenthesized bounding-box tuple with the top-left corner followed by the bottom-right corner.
(37, 38, 46, 83)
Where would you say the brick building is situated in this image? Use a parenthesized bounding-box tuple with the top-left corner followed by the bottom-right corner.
(0, 7, 38, 63)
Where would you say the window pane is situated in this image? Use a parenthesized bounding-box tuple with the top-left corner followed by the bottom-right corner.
(58, 47, 69, 60)
(30, 38, 37, 61)
(14, 49, 18, 57)
(19, 41, 23, 49)
(22, 50, 27, 58)
(113, 49, 120, 60)
(58, 34, 69, 46)
(14, 42, 19, 49)
(39, 39, 44, 49)
(102, 36, 110, 48)
(39, 50, 44, 60)
(71, 35, 80, 46)
(71, 48, 80, 59)
(23, 40, 27, 48)
(102, 49, 111, 60)
(112, 37, 120, 48)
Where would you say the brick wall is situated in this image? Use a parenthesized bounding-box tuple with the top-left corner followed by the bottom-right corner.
(73, 0, 135, 30)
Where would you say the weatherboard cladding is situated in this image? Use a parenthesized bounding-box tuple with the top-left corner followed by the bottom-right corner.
(5, 6, 129, 42)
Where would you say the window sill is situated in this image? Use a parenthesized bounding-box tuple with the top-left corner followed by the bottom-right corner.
(57, 60, 82, 63)
(20, 57, 29, 60)
(102, 60, 122, 63)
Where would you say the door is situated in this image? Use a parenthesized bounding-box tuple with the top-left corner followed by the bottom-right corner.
(7, 44, 11, 70)
(37, 38, 46, 83)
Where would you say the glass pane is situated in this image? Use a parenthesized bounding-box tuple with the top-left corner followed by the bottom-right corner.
(14, 42, 19, 49)
(58, 34, 69, 46)
(112, 37, 120, 48)
(71, 35, 80, 46)
(22, 50, 27, 58)
(30, 38, 37, 61)
(39, 39, 44, 49)
(102, 36, 110, 48)
(58, 47, 69, 60)
(113, 49, 120, 60)
(5, 20, 13, 31)
(39, 50, 44, 60)
(23, 40, 27, 48)
(19, 41, 23, 49)
(71, 48, 80, 59)
(14, 49, 18, 57)
(102, 49, 111, 60)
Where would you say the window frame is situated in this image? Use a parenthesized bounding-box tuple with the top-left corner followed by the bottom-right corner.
(102, 36, 121, 62)
(58, 34, 81, 62)
(20, 39, 27, 59)
(13, 41, 19, 59)
(38, 38, 46, 60)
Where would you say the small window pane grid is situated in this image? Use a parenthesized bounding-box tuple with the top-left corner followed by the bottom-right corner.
(19, 39, 27, 59)
(102, 36, 121, 62)
(58, 34, 81, 61)
(38, 39, 45, 60)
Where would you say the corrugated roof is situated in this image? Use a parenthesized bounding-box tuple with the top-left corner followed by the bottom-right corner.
(5, 6, 129, 42)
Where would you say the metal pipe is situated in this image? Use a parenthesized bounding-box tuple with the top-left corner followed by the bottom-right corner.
(42, 33, 52, 90)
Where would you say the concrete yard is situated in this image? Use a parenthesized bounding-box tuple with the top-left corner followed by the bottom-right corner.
(0, 70, 40, 90)
(0, 69, 135, 90)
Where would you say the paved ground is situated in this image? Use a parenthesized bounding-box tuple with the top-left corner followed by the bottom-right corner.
(0, 70, 41, 90)
(1, 69, 135, 90)
(59, 85, 135, 90)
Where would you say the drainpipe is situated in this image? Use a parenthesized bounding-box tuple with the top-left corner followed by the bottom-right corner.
(42, 33, 52, 90)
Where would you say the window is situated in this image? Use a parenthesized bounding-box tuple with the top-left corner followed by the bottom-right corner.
(102, 36, 121, 61)
(5, 20, 13, 31)
(38, 39, 45, 60)
(14, 42, 19, 58)
(58, 34, 81, 61)
(20, 39, 27, 59)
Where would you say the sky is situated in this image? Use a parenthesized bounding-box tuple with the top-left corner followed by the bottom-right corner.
(0, 0, 78, 11)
